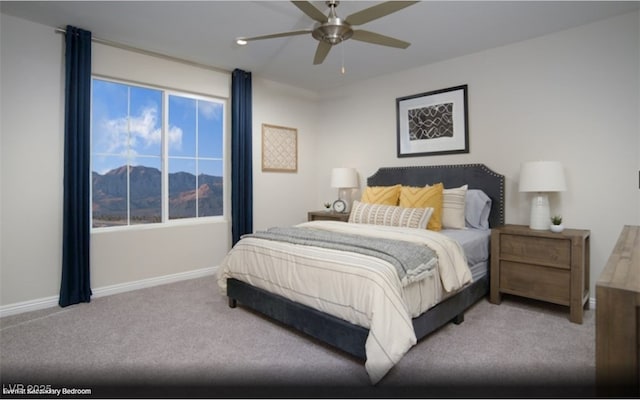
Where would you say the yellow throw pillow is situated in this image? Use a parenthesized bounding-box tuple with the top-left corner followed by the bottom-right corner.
(399, 184, 444, 231)
(360, 184, 401, 205)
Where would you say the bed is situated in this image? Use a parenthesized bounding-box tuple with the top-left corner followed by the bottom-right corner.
(218, 164, 505, 384)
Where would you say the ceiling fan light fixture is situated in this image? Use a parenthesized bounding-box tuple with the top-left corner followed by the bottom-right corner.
(236, 38, 248, 46)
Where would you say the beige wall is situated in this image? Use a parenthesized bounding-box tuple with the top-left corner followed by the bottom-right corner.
(0, 13, 322, 310)
(251, 78, 321, 230)
(313, 10, 640, 297)
(90, 43, 233, 289)
(1, 14, 66, 307)
(0, 14, 232, 307)
(1, 10, 639, 310)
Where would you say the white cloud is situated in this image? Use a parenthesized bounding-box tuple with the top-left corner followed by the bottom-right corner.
(99, 106, 182, 155)
(129, 107, 161, 147)
(168, 125, 183, 150)
(198, 101, 222, 120)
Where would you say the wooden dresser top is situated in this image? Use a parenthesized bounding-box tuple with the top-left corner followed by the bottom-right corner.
(597, 225, 640, 293)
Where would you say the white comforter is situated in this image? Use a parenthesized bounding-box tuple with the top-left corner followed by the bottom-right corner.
(217, 221, 471, 384)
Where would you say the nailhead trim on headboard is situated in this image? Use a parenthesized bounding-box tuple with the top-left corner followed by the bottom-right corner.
(367, 164, 505, 228)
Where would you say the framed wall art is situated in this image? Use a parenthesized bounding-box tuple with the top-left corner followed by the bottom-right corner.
(261, 123, 298, 172)
(396, 84, 469, 157)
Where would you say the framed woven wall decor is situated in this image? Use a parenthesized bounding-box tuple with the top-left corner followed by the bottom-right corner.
(261, 124, 298, 172)
(396, 85, 469, 157)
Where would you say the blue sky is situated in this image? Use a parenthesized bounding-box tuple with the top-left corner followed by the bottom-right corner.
(92, 79, 224, 177)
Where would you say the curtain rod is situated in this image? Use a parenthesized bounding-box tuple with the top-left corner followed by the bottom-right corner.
(55, 27, 231, 75)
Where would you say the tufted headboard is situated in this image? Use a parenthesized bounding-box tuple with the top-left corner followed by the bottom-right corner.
(367, 164, 505, 228)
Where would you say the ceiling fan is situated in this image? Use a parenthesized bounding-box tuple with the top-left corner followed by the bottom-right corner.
(236, 1, 419, 65)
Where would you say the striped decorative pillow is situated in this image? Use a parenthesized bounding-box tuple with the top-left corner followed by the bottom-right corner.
(443, 184, 468, 229)
(348, 200, 433, 229)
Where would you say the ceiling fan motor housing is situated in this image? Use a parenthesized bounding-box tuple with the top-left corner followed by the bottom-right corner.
(312, 18, 353, 45)
(312, 1, 352, 45)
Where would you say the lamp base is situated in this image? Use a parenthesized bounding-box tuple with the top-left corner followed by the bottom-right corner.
(529, 193, 550, 230)
(338, 188, 352, 213)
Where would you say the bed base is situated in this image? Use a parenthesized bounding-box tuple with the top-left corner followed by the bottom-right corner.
(226, 164, 502, 366)
(228, 278, 368, 359)
(227, 276, 488, 360)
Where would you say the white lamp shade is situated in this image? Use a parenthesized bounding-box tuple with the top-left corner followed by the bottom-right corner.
(519, 161, 567, 192)
(331, 168, 358, 188)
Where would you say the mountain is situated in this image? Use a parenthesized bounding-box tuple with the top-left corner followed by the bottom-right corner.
(92, 165, 223, 225)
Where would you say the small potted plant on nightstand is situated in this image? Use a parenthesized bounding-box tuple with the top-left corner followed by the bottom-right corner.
(323, 202, 331, 212)
(550, 215, 564, 233)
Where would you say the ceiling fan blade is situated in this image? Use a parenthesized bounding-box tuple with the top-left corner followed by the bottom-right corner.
(313, 41, 332, 65)
(291, 1, 328, 23)
(351, 30, 411, 49)
(240, 29, 312, 42)
(345, 1, 419, 26)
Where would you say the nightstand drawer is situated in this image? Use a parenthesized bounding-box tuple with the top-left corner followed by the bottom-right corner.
(307, 211, 350, 222)
(500, 234, 571, 269)
(499, 261, 570, 305)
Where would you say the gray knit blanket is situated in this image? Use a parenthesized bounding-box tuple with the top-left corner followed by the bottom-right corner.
(246, 226, 437, 284)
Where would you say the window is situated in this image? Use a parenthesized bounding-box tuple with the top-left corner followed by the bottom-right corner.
(91, 78, 225, 228)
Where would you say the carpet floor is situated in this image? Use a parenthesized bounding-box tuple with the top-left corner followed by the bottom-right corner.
(0, 276, 595, 398)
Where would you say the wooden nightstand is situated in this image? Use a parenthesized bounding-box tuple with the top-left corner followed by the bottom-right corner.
(308, 210, 350, 222)
(490, 224, 590, 324)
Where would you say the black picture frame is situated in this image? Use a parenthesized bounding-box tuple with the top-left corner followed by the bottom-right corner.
(396, 84, 469, 157)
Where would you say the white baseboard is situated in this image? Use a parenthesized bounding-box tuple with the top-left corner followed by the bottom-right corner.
(92, 266, 217, 298)
(0, 295, 60, 319)
(0, 273, 597, 319)
(0, 266, 218, 318)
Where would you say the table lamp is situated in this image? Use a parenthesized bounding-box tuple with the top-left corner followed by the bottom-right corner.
(519, 161, 567, 230)
(331, 167, 358, 212)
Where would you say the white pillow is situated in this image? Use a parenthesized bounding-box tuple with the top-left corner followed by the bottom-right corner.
(348, 200, 433, 229)
(442, 185, 468, 229)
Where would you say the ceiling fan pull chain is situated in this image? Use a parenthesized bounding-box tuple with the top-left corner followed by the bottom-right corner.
(341, 42, 346, 74)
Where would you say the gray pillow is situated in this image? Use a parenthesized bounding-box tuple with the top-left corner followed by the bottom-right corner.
(465, 189, 492, 230)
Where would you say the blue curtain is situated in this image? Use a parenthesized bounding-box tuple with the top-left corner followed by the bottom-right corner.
(59, 25, 92, 307)
(231, 69, 253, 245)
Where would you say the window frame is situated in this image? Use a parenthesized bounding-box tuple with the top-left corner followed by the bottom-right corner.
(90, 76, 228, 231)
